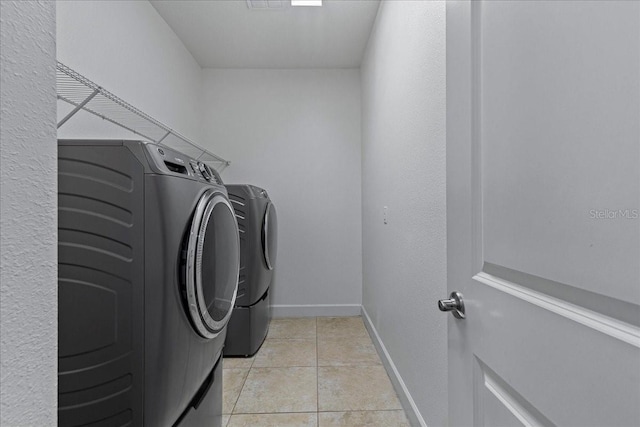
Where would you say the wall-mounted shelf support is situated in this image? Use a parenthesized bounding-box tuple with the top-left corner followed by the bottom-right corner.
(56, 61, 230, 172)
(57, 89, 98, 128)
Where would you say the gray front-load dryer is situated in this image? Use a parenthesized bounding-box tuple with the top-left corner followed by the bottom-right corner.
(224, 184, 278, 356)
(58, 140, 239, 427)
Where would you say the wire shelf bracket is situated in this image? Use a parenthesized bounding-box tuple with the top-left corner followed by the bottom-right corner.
(56, 61, 230, 172)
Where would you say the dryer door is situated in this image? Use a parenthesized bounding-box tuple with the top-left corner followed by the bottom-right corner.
(262, 201, 278, 271)
(185, 189, 240, 339)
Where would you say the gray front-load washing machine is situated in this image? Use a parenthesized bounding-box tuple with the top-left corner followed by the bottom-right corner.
(58, 140, 239, 426)
(224, 184, 278, 356)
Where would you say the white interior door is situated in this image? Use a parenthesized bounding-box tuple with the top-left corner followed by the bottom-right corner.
(446, 1, 640, 426)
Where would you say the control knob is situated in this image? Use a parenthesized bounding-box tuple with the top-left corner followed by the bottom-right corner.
(198, 163, 212, 181)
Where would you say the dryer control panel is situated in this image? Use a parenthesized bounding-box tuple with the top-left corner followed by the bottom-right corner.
(145, 143, 222, 184)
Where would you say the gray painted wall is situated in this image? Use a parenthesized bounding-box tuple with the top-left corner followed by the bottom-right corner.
(361, 1, 448, 425)
(201, 69, 363, 316)
(0, 1, 58, 425)
(56, 0, 204, 143)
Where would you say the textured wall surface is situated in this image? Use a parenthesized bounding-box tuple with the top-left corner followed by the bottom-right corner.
(56, 0, 204, 143)
(202, 69, 363, 313)
(0, 1, 58, 425)
(361, 1, 448, 425)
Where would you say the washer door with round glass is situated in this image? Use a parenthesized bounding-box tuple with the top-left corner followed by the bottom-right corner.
(262, 201, 278, 271)
(185, 189, 240, 339)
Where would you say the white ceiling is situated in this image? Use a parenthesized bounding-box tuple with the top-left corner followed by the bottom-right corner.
(150, 0, 381, 69)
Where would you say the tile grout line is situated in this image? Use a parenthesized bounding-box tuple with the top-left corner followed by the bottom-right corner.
(228, 355, 254, 417)
(225, 409, 406, 415)
(229, 409, 403, 415)
(228, 369, 248, 417)
(225, 409, 407, 417)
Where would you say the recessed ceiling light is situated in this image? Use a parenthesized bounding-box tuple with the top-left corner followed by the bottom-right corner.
(291, 0, 322, 6)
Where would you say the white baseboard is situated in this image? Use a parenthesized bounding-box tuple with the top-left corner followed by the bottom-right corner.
(271, 304, 362, 318)
(361, 306, 427, 427)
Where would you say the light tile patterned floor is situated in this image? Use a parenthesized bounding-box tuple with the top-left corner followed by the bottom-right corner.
(222, 316, 410, 427)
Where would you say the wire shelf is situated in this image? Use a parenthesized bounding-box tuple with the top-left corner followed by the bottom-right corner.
(56, 61, 230, 172)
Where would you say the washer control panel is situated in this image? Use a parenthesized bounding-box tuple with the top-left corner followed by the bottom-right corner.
(147, 143, 219, 183)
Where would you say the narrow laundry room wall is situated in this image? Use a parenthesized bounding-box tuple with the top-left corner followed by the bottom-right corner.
(56, 1, 203, 142)
(361, 1, 448, 425)
(201, 69, 363, 316)
(0, 1, 58, 425)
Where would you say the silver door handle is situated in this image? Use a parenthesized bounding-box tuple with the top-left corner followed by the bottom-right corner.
(438, 291, 465, 319)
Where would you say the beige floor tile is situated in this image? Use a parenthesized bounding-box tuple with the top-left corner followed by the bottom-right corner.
(224, 356, 255, 369)
(267, 317, 316, 339)
(234, 367, 317, 413)
(253, 339, 317, 368)
(317, 336, 381, 366)
(318, 410, 410, 427)
(222, 414, 230, 427)
(318, 366, 402, 412)
(223, 368, 249, 414)
(227, 412, 317, 427)
(317, 317, 368, 339)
